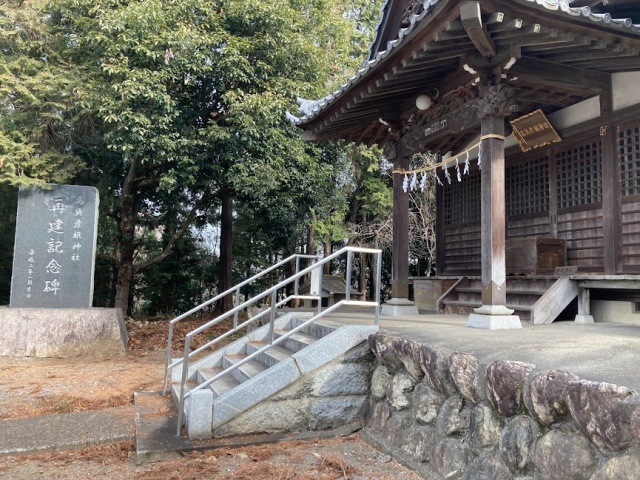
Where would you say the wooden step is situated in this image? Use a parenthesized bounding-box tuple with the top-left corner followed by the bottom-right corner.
(442, 299, 533, 312)
(456, 287, 547, 296)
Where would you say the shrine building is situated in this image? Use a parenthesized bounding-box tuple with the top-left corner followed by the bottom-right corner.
(290, 0, 640, 328)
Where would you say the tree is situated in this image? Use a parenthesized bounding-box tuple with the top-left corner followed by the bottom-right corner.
(1, 0, 387, 314)
(0, 0, 85, 186)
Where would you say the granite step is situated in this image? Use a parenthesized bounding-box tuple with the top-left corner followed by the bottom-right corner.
(196, 367, 240, 398)
(221, 355, 268, 383)
(273, 330, 318, 353)
(245, 342, 294, 368)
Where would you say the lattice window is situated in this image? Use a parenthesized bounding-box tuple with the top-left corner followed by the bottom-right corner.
(619, 126, 640, 197)
(506, 157, 549, 217)
(443, 170, 481, 225)
(556, 141, 602, 209)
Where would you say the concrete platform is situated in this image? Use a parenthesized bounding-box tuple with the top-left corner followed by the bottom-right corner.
(325, 309, 640, 393)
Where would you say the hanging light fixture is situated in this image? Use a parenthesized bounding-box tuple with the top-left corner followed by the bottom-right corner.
(415, 94, 432, 111)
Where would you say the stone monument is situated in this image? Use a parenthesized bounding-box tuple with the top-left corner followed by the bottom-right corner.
(2, 184, 127, 358)
(10, 184, 99, 308)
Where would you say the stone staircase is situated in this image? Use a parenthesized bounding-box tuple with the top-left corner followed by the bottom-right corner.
(439, 276, 578, 323)
(170, 312, 378, 439)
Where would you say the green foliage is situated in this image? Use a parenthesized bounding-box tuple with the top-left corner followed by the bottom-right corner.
(0, 2, 85, 186)
(0, 0, 388, 312)
(134, 234, 218, 316)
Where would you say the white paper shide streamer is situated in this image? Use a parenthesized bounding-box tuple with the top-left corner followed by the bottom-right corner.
(444, 166, 451, 185)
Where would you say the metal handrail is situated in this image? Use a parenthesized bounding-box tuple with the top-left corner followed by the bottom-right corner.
(168, 246, 382, 436)
(162, 253, 317, 390)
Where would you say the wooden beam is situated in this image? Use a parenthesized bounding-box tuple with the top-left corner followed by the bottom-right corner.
(577, 280, 640, 289)
(543, 46, 639, 64)
(490, 46, 521, 77)
(461, 1, 496, 57)
(399, 99, 482, 157)
(508, 57, 611, 92)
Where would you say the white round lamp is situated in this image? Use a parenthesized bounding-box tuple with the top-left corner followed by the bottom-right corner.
(415, 94, 432, 111)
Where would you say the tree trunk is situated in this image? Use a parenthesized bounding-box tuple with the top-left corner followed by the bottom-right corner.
(218, 188, 234, 312)
(359, 251, 367, 300)
(114, 158, 140, 315)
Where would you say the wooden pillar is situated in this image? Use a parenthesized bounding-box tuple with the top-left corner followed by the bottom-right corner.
(480, 113, 507, 307)
(601, 122, 621, 275)
(392, 155, 410, 299)
(476, 83, 516, 314)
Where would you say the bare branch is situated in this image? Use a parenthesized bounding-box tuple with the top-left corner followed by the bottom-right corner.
(132, 192, 213, 272)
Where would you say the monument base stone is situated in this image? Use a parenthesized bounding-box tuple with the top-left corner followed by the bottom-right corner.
(0, 308, 127, 358)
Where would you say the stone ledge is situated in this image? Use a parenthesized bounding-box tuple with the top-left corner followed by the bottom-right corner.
(0, 307, 127, 358)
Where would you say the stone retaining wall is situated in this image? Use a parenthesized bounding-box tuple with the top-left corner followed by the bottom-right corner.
(212, 342, 375, 438)
(362, 332, 640, 480)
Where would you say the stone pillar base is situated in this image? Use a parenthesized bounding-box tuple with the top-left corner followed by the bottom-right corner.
(381, 298, 420, 316)
(0, 308, 127, 358)
(467, 313, 522, 330)
(575, 314, 595, 324)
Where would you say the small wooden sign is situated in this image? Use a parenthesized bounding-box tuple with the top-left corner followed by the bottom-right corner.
(510, 109, 561, 152)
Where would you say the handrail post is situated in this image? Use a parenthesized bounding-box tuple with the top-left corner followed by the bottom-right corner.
(294, 256, 300, 296)
(269, 289, 277, 344)
(375, 251, 382, 325)
(346, 249, 352, 302)
(233, 287, 241, 328)
(163, 323, 175, 394)
(176, 336, 191, 435)
(317, 267, 323, 316)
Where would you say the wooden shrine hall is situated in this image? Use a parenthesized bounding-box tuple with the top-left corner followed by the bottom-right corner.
(290, 0, 640, 328)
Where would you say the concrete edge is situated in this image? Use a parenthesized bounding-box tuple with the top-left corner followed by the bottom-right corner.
(0, 406, 133, 457)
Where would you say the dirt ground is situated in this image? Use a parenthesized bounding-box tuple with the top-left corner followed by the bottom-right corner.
(0, 318, 422, 479)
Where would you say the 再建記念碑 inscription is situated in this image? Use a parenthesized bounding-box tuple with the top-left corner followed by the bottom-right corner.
(10, 184, 99, 308)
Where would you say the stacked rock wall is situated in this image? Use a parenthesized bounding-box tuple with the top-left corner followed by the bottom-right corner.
(363, 333, 640, 480)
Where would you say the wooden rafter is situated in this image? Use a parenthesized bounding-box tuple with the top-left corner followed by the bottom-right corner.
(460, 1, 496, 57)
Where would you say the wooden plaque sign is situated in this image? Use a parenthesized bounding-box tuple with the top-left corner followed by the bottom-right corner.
(510, 109, 561, 152)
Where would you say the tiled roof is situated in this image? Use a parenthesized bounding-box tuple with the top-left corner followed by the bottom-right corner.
(289, 0, 640, 126)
